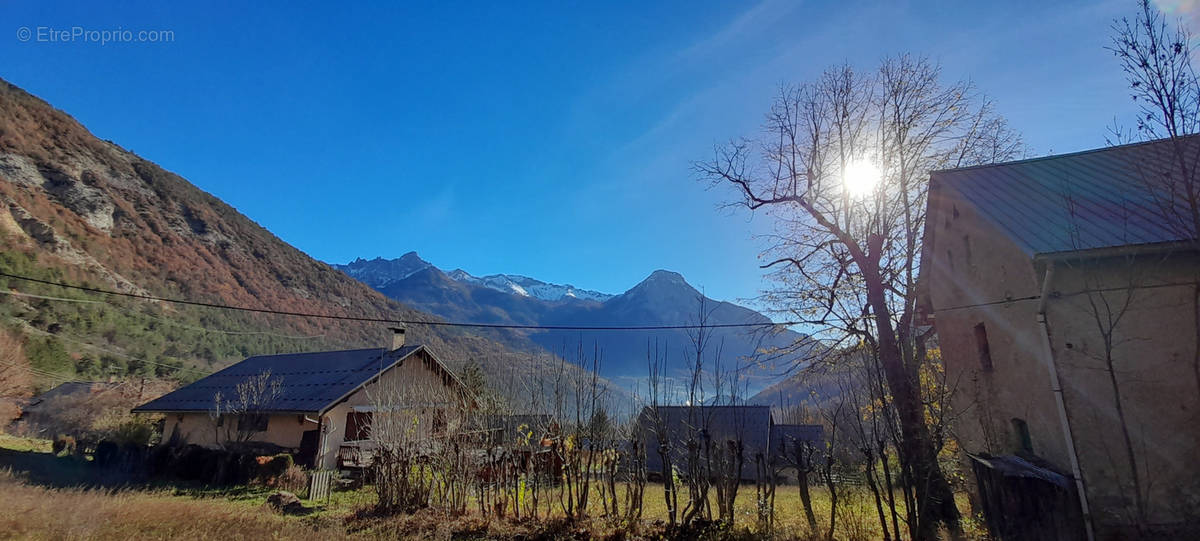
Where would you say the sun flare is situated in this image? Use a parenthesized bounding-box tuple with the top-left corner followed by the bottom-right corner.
(843, 159, 881, 198)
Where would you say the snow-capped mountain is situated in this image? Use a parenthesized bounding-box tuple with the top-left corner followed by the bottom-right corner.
(448, 269, 614, 302)
(336, 254, 614, 302)
(331, 252, 431, 289)
(332, 253, 816, 395)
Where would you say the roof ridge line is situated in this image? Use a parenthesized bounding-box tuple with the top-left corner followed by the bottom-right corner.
(931, 133, 1200, 176)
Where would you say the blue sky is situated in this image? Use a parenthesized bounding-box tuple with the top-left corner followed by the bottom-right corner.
(0, 0, 1167, 309)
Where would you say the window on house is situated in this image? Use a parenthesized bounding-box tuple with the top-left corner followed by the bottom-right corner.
(974, 322, 993, 371)
(1011, 418, 1034, 454)
(238, 413, 268, 433)
(345, 411, 372, 441)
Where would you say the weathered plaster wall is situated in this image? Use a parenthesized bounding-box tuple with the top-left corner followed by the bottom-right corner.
(1046, 255, 1200, 524)
(162, 411, 314, 450)
(926, 185, 1066, 467)
(927, 182, 1200, 531)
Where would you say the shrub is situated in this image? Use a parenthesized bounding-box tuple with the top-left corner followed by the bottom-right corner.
(277, 464, 309, 495)
(52, 434, 76, 456)
(94, 440, 120, 467)
(250, 454, 307, 493)
(256, 453, 293, 480)
(109, 418, 156, 446)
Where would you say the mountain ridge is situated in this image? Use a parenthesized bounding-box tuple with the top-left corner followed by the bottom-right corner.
(334, 253, 815, 394)
(334, 253, 614, 303)
(0, 78, 565, 395)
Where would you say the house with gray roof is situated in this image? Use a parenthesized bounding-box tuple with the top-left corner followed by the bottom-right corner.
(920, 136, 1200, 538)
(636, 405, 821, 481)
(135, 328, 471, 469)
(768, 423, 823, 462)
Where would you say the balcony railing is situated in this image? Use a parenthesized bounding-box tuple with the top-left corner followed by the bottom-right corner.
(337, 440, 377, 469)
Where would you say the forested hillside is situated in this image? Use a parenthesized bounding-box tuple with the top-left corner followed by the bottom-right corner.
(0, 79, 551, 404)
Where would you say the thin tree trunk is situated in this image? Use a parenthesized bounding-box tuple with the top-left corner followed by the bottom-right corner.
(864, 453, 893, 541)
(824, 465, 839, 541)
(797, 469, 819, 533)
(879, 439, 903, 541)
(862, 258, 961, 539)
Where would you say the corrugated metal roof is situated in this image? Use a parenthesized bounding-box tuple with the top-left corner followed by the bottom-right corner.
(769, 423, 822, 445)
(967, 453, 1071, 488)
(134, 345, 424, 414)
(932, 136, 1200, 256)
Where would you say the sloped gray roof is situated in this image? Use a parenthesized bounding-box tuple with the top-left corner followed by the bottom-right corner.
(931, 136, 1200, 256)
(637, 405, 773, 479)
(770, 424, 822, 446)
(967, 453, 1071, 488)
(134, 345, 427, 414)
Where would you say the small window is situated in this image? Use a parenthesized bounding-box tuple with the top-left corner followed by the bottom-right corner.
(345, 411, 372, 441)
(238, 414, 269, 433)
(974, 323, 993, 371)
(1011, 418, 1034, 454)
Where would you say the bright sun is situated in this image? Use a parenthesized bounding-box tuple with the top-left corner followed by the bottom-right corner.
(843, 159, 881, 198)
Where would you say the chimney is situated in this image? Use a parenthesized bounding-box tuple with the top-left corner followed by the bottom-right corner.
(389, 326, 406, 350)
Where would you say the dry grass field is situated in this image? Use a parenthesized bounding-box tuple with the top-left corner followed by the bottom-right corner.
(0, 434, 987, 540)
(0, 471, 348, 540)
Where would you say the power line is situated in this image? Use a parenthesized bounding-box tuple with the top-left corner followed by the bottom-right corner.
(50, 331, 209, 376)
(0, 271, 796, 331)
(2, 288, 323, 339)
(0, 289, 103, 304)
(0, 359, 72, 382)
(2, 360, 59, 379)
(932, 279, 1200, 313)
(5, 313, 210, 377)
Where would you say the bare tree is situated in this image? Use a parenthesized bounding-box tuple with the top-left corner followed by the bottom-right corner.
(643, 338, 679, 525)
(210, 369, 282, 449)
(681, 295, 718, 525)
(776, 403, 821, 533)
(1055, 190, 1165, 534)
(819, 379, 849, 541)
(697, 55, 1024, 539)
(559, 341, 607, 520)
(367, 371, 472, 515)
(1110, 0, 1200, 399)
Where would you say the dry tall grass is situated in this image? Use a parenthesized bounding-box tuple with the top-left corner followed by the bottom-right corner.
(0, 469, 348, 540)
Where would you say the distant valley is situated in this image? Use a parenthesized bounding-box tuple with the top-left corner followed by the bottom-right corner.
(334, 254, 817, 395)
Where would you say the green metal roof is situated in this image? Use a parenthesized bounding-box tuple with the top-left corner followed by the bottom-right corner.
(931, 136, 1200, 256)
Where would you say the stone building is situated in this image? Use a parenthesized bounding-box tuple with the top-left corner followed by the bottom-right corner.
(920, 136, 1200, 539)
